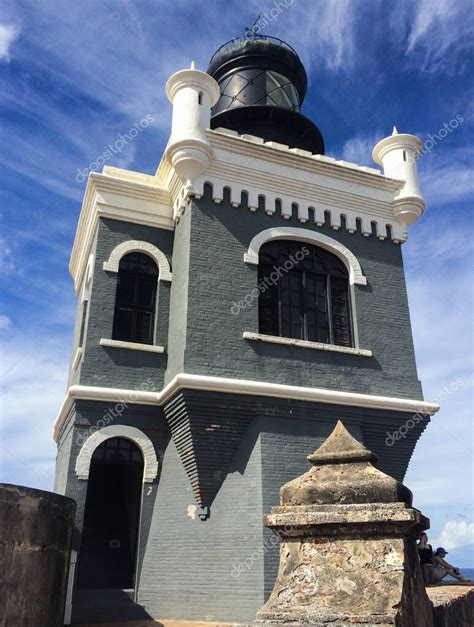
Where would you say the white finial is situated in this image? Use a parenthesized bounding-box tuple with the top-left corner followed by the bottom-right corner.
(190, 61, 196, 70)
(392, 126, 399, 136)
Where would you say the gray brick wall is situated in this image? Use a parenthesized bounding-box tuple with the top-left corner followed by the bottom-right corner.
(137, 419, 266, 622)
(66, 184, 422, 403)
(165, 206, 191, 383)
(58, 395, 428, 622)
(57, 174, 428, 622)
(181, 185, 423, 400)
(54, 409, 75, 495)
(78, 218, 174, 391)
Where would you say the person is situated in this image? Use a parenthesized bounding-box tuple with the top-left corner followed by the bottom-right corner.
(417, 532, 435, 585)
(432, 547, 468, 583)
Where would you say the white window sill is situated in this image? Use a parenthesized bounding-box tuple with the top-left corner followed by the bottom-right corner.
(100, 338, 165, 353)
(242, 332, 373, 357)
(72, 347, 84, 370)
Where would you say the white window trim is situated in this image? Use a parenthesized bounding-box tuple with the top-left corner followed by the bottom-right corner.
(243, 226, 365, 348)
(71, 347, 84, 370)
(100, 338, 165, 353)
(243, 332, 372, 357)
(243, 227, 367, 286)
(75, 425, 159, 483)
(103, 240, 172, 281)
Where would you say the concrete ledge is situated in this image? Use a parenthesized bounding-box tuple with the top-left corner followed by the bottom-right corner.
(53, 374, 440, 442)
(243, 331, 373, 357)
(99, 339, 165, 353)
(427, 583, 474, 626)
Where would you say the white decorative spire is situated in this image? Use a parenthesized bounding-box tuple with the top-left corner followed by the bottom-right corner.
(372, 131, 426, 232)
(165, 63, 220, 200)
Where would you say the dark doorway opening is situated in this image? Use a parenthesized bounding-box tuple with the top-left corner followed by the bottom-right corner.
(77, 438, 144, 589)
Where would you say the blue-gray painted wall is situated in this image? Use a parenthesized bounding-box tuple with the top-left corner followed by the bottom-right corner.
(179, 186, 422, 399)
(75, 218, 173, 391)
(58, 177, 428, 623)
(56, 396, 428, 623)
(70, 185, 422, 401)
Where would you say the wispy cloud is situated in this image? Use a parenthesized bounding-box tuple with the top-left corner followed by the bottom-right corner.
(405, 0, 474, 74)
(0, 314, 11, 330)
(245, 0, 356, 72)
(0, 237, 15, 275)
(421, 161, 474, 207)
(339, 132, 382, 166)
(0, 23, 19, 62)
(0, 332, 70, 489)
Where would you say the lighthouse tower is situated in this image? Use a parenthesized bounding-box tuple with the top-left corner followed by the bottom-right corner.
(54, 35, 438, 624)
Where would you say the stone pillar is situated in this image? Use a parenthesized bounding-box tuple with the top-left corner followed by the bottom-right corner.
(256, 421, 434, 626)
(0, 484, 76, 627)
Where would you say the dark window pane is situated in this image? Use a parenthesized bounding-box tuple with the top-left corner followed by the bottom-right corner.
(112, 252, 158, 344)
(331, 277, 352, 347)
(79, 300, 88, 347)
(113, 308, 134, 341)
(258, 240, 353, 347)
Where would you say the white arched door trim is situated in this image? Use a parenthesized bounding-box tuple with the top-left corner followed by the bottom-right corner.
(75, 425, 159, 483)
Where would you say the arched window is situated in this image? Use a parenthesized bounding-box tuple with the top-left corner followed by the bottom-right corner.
(258, 241, 353, 347)
(112, 252, 158, 344)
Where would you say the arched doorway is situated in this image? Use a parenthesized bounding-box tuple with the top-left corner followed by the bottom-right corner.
(77, 437, 144, 589)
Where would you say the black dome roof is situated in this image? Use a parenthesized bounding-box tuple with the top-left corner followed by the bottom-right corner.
(207, 35, 324, 154)
(208, 36, 308, 102)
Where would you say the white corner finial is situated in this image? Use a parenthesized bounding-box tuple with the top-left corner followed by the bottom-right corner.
(372, 129, 426, 231)
(190, 61, 196, 70)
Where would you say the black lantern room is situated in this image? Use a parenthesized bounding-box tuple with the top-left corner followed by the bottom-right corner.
(207, 34, 324, 154)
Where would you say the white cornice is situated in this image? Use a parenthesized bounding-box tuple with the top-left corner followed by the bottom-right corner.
(70, 127, 419, 291)
(70, 169, 174, 294)
(53, 373, 440, 442)
(155, 129, 410, 242)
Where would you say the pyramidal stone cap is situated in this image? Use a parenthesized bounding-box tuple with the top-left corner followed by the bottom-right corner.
(280, 420, 413, 507)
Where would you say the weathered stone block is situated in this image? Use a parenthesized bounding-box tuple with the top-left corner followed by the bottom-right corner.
(257, 421, 434, 626)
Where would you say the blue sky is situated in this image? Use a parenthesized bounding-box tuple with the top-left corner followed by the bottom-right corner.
(0, 0, 473, 564)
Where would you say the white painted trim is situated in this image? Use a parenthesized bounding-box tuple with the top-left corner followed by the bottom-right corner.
(243, 332, 373, 357)
(100, 338, 165, 353)
(53, 374, 440, 442)
(244, 227, 367, 286)
(70, 170, 174, 294)
(162, 129, 409, 241)
(103, 240, 172, 281)
(75, 425, 159, 482)
(71, 347, 84, 371)
(63, 550, 77, 625)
